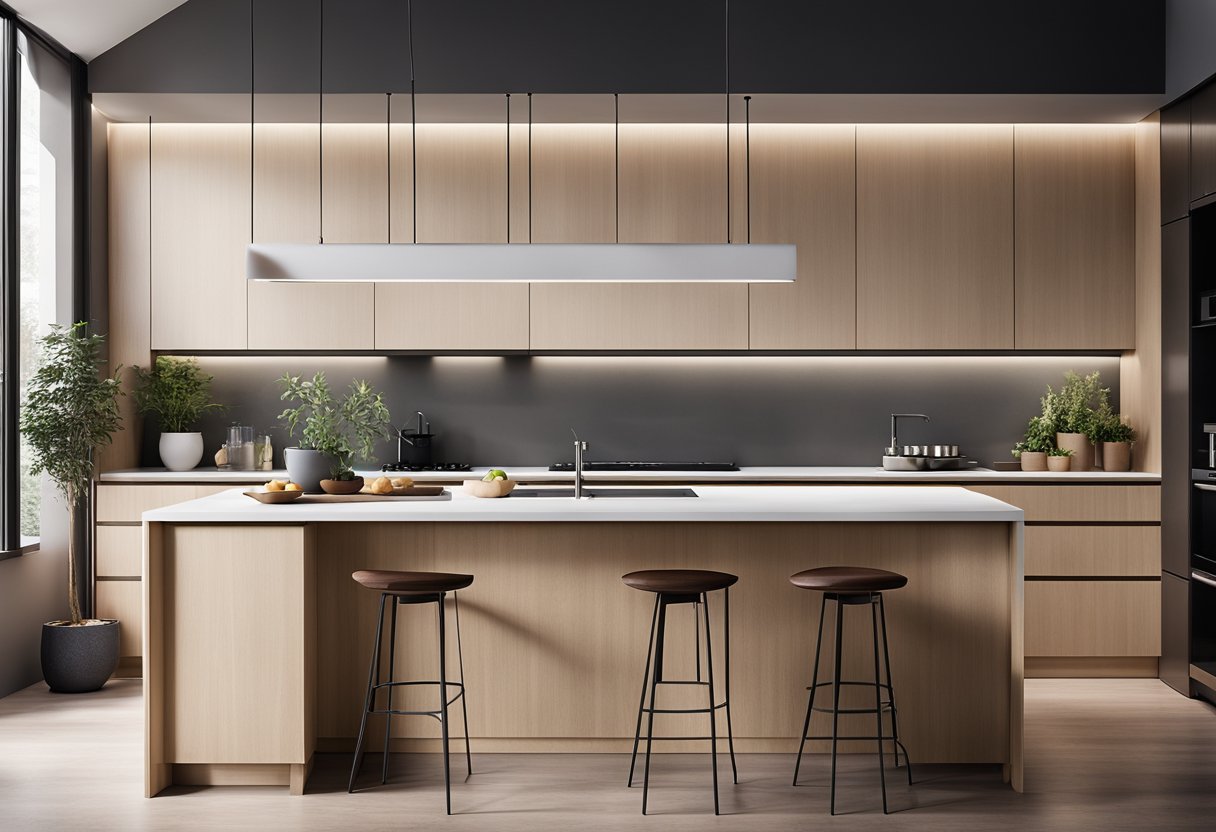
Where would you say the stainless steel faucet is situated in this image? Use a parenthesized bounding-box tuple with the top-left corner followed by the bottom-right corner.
(573, 435, 588, 499)
(887, 413, 930, 455)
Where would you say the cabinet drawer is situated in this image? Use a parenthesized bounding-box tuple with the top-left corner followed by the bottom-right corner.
(96, 485, 232, 523)
(96, 580, 142, 658)
(966, 485, 1160, 522)
(96, 526, 143, 577)
(1024, 526, 1160, 577)
(1025, 580, 1160, 657)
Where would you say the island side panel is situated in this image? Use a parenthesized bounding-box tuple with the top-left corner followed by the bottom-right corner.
(314, 521, 1012, 764)
(143, 521, 169, 798)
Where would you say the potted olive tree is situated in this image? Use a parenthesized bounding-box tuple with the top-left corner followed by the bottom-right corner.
(1042, 371, 1109, 472)
(20, 324, 123, 693)
(132, 356, 224, 471)
(278, 372, 392, 493)
(1012, 415, 1054, 471)
(1093, 403, 1136, 471)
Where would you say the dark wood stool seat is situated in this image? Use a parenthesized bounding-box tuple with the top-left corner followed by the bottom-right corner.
(352, 569, 474, 594)
(622, 569, 738, 595)
(789, 566, 907, 594)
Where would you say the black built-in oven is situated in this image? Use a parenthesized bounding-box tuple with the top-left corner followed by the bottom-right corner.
(1190, 471, 1216, 694)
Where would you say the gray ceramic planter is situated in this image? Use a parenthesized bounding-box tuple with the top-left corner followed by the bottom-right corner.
(41, 620, 120, 693)
(284, 447, 338, 493)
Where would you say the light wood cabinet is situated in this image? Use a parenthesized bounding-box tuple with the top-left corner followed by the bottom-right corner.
(856, 124, 1014, 349)
(1025, 580, 1160, 657)
(529, 123, 749, 350)
(375, 123, 530, 351)
(150, 124, 250, 350)
(1014, 125, 1135, 349)
(966, 484, 1160, 522)
(747, 124, 857, 349)
(96, 580, 143, 658)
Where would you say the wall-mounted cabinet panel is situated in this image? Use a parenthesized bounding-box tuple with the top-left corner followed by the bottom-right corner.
(748, 124, 856, 349)
(530, 123, 748, 350)
(1014, 125, 1135, 350)
(250, 122, 374, 350)
(1191, 82, 1216, 203)
(150, 124, 250, 350)
(856, 125, 1014, 349)
(376, 121, 529, 350)
(1161, 100, 1191, 224)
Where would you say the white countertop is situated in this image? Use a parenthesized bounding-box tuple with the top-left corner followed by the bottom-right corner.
(101, 465, 1161, 484)
(142, 484, 1024, 524)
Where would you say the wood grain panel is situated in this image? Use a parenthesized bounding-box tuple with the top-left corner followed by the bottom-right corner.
(322, 123, 388, 244)
(96, 525, 144, 577)
(164, 525, 314, 763)
(1025, 580, 1160, 657)
(314, 521, 1014, 764)
(96, 579, 142, 657)
(1120, 114, 1163, 472)
(1014, 125, 1135, 349)
(856, 124, 1014, 349)
(150, 124, 249, 350)
(1024, 525, 1160, 577)
(376, 123, 528, 350)
(748, 124, 857, 349)
(530, 123, 748, 350)
(97, 485, 234, 524)
(249, 282, 374, 350)
(101, 123, 151, 472)
(1026, 657, 1158, 678)
(965, 485, 1161, 522)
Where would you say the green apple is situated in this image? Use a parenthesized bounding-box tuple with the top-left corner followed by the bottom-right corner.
(482, 468, 508, 482)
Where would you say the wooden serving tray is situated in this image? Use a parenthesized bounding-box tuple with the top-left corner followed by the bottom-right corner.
(245, 487, 449, 504)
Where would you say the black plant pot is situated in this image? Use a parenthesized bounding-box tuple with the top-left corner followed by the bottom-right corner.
(41, 620, 120, 693)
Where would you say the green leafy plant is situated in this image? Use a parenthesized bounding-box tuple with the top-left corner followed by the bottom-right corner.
(277, 372, 392, 478)
(131, 356, 224, 433)
(1041, 371, 1110, 438)
(1047, 447, 1074, 457)
(19, 324, 123, 625)
(1091, 402, 1136, 444)
(1012, 415, 1055, 458)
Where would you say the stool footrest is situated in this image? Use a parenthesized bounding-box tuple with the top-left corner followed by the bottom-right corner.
(643, 701, 729, 715)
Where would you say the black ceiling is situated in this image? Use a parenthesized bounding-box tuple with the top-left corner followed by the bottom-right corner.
(88, 0, 1166, 95)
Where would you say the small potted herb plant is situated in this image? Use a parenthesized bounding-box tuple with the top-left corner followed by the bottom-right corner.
(20, 324, 124, 692)
(1041, 371, 1109, 472)
(1046, 447, 1074, 472)
(1092, 403, 1136, 472)
(1012, 415, 1054, 471)
(278, 372, 392, 493)
(132, 356, 225, 471)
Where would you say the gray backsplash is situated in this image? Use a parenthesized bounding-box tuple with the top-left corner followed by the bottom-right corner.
(145, 355, 1122, 470)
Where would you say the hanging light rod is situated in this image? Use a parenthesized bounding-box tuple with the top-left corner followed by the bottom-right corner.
(246, 243, 795, 283)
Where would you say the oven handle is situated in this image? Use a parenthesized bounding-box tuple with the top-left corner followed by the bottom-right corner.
(1194, 483, 1216, 492)
(1194, 570, 1216, 589)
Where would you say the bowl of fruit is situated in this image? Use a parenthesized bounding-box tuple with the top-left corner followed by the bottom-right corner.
(245, 479, 305, 504)
(463, 469, 515, 498)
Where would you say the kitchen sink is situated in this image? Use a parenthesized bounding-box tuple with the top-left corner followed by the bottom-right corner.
(509, 488, 698, 498)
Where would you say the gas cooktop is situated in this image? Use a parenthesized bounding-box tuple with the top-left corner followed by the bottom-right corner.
(381, 462, 472, 472)
(548, 461, 739, 472)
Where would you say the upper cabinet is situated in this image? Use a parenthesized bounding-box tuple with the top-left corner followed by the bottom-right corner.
(530, 116, 749, 351)
(747, 124, 856, 350)
(150, 124, 250, 351)
(1014, 125, 1134, 350)
(856, 125, 1014, 350)
(1161, 100, 1191, 224)
(1191, 83, 1216, 204)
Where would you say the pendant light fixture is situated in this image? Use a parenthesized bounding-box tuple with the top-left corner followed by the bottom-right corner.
(246, 0, 794, 283)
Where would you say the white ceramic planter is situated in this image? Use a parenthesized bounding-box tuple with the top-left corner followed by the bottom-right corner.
(159, 432, 204, 471)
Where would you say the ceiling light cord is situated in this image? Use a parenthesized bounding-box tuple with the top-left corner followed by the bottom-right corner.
(528, 92, 533, 245)
(724, 0, 731, 246)
(407, 0, 417, 244)
(317, 0, 324, 244)
(745, 94, 751, 245)
(505, 93, 511, 244)
(386, 92, 391, 243)
(250, 0, 255, 245)
(614, 92, 619, 245)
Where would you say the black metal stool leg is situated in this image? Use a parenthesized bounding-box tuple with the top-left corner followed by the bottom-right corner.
(702, 591, 721, 815)
(641, 596, 669, 815)
(869, 594, 889, 814)
(879, 594, 913, 784)
(437, 593, 453, 815)
(348, 593, 388, 793)
(829, 596, 844, 816)
(628, 594, 660, 788)
(793, 593, 827, 786)
(454, 592, 473, 779)
(380, 598, 399, 784)
(722, 587, 738, 785)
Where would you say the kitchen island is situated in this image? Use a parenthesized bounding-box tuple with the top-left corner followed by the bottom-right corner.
(140, 485, 1024, 797)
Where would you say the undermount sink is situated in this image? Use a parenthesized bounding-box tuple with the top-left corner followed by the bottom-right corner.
(509, 488, 699, 498)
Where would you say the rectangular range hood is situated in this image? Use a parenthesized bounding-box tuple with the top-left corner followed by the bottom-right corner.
(246, 243, 796, 283)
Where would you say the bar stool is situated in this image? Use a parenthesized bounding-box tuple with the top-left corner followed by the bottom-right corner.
(347, 569, 474, 815)
(789, 566, 912, 815)
(622, 569, 739, 815)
